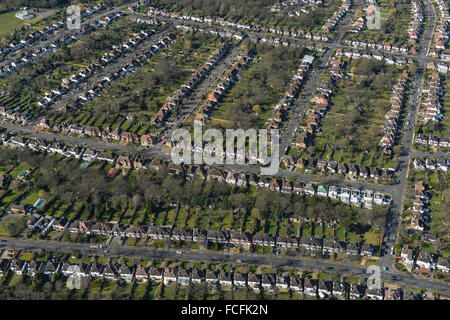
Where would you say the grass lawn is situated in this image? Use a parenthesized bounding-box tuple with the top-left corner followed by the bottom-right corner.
(20, 192, 40, 206)
(10, 163, 32, 179)
(19, 251, 33, 261)
(0, 215, 26, 237)
(364, 230, 382, 246)
(347, 232, 361, 243)
(0, 11, 43, 38)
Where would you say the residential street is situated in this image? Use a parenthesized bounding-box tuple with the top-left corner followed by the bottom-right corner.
(379, 0, 437, 272)
(1, 237, 448, 294)
(0, 2, 134, 68)
(0, 0, 448, 297)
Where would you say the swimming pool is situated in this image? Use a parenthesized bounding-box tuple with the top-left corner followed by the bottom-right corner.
(17, 170, 28, 178)
(81, 162, 88, 168)
(33, 199, 46, 208)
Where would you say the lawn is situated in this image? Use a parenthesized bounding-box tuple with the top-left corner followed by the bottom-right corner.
(10, 163, 32, 179)
(343, 0, 413, 47)
(20, 192, 40, 206)
(0, 11, 43, 38)
(297, 58, 404, 167)
(0, 215, 26, 237)
(203, 44, 307, 131)
(364, 230, 382, 246)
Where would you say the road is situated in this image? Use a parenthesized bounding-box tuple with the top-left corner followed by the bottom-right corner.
(1, 237, 448, 294)
(0, 0, 448, 294)
(410, 151, 450, 160)
(137, 8, 450, 67)
(277, 0, 363, 160)
(0, 2, 134, 68)
(379, 0, 437, 272)
(156, 39, 247, 146)
(43, 27, 171, 114)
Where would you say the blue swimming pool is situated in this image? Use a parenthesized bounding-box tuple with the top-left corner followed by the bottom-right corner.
(33, 199, 46, 208)
(17, 170, 28, 178)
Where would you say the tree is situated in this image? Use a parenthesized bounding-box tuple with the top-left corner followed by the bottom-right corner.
(184, 39, 192, 51)
(3, 216, 26, 237)
(252, 104, 261, 114)
(251, 207, 264, 221)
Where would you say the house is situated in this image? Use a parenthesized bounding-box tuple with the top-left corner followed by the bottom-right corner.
(332, 282, 346, 297)
(247, 272, 261, 290)
(191, 269, 204, 284)
(205, 270, 219, 285)
(10, 259, 27, 275)
(103, 264, 118, 280)
(207, 229, 229, 245)
(328, 186, 338, 199)
(219, 271, 233, 286)
(384, 288, 402, 300)
(289, 276, 302, 291)
(233, 272, 247, 287)
(89, 263, 104, 278)
(225, 171, 237, 184)
(346, 243, 359, 255)
(276, 273, 289, 289)
(303, 278, 317, 296)
(401, 245, 415, 266)
(437, 257, 449, 273)
(281, 180, 292, 194)
(276, 235, 298, 248)
(96, 152, 117, 163)
(304, 183, 315, 196)
(177, 269, 190, 285)
(366, 288, 384, 300)
(416, 250, 434, 270)
(149, 267, 163, 281)
(261, 273, 275, 290)
(300, 237, 322, 255)
(52, 217, 69, 231)
(323, 238, 346, 254)
(269, 178, 281, 192)
(349, 284, 364, 299)
(43, 262, 60, 279)
(119, 265, 134, 283)
(361, 244, 374, 257)
(0, 259, 11, 276)
(115, 155, 132, 169)
(163, 267, 177, 284)
(317, 185, 328, 197)
(252, 233, 275, 247)
(318, 280, 333, 298)
(229, 231, 251, 247)
(26, 260, 43, 277)
(134, 265, 148, 282)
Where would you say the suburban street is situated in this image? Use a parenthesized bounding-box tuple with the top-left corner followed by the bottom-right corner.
(379, 0, 437, 272)
(1, 237, 448, 294)
(0, 0, 448, 297)
(155, 38, 247, 148)
(0, 2, 134, 68)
